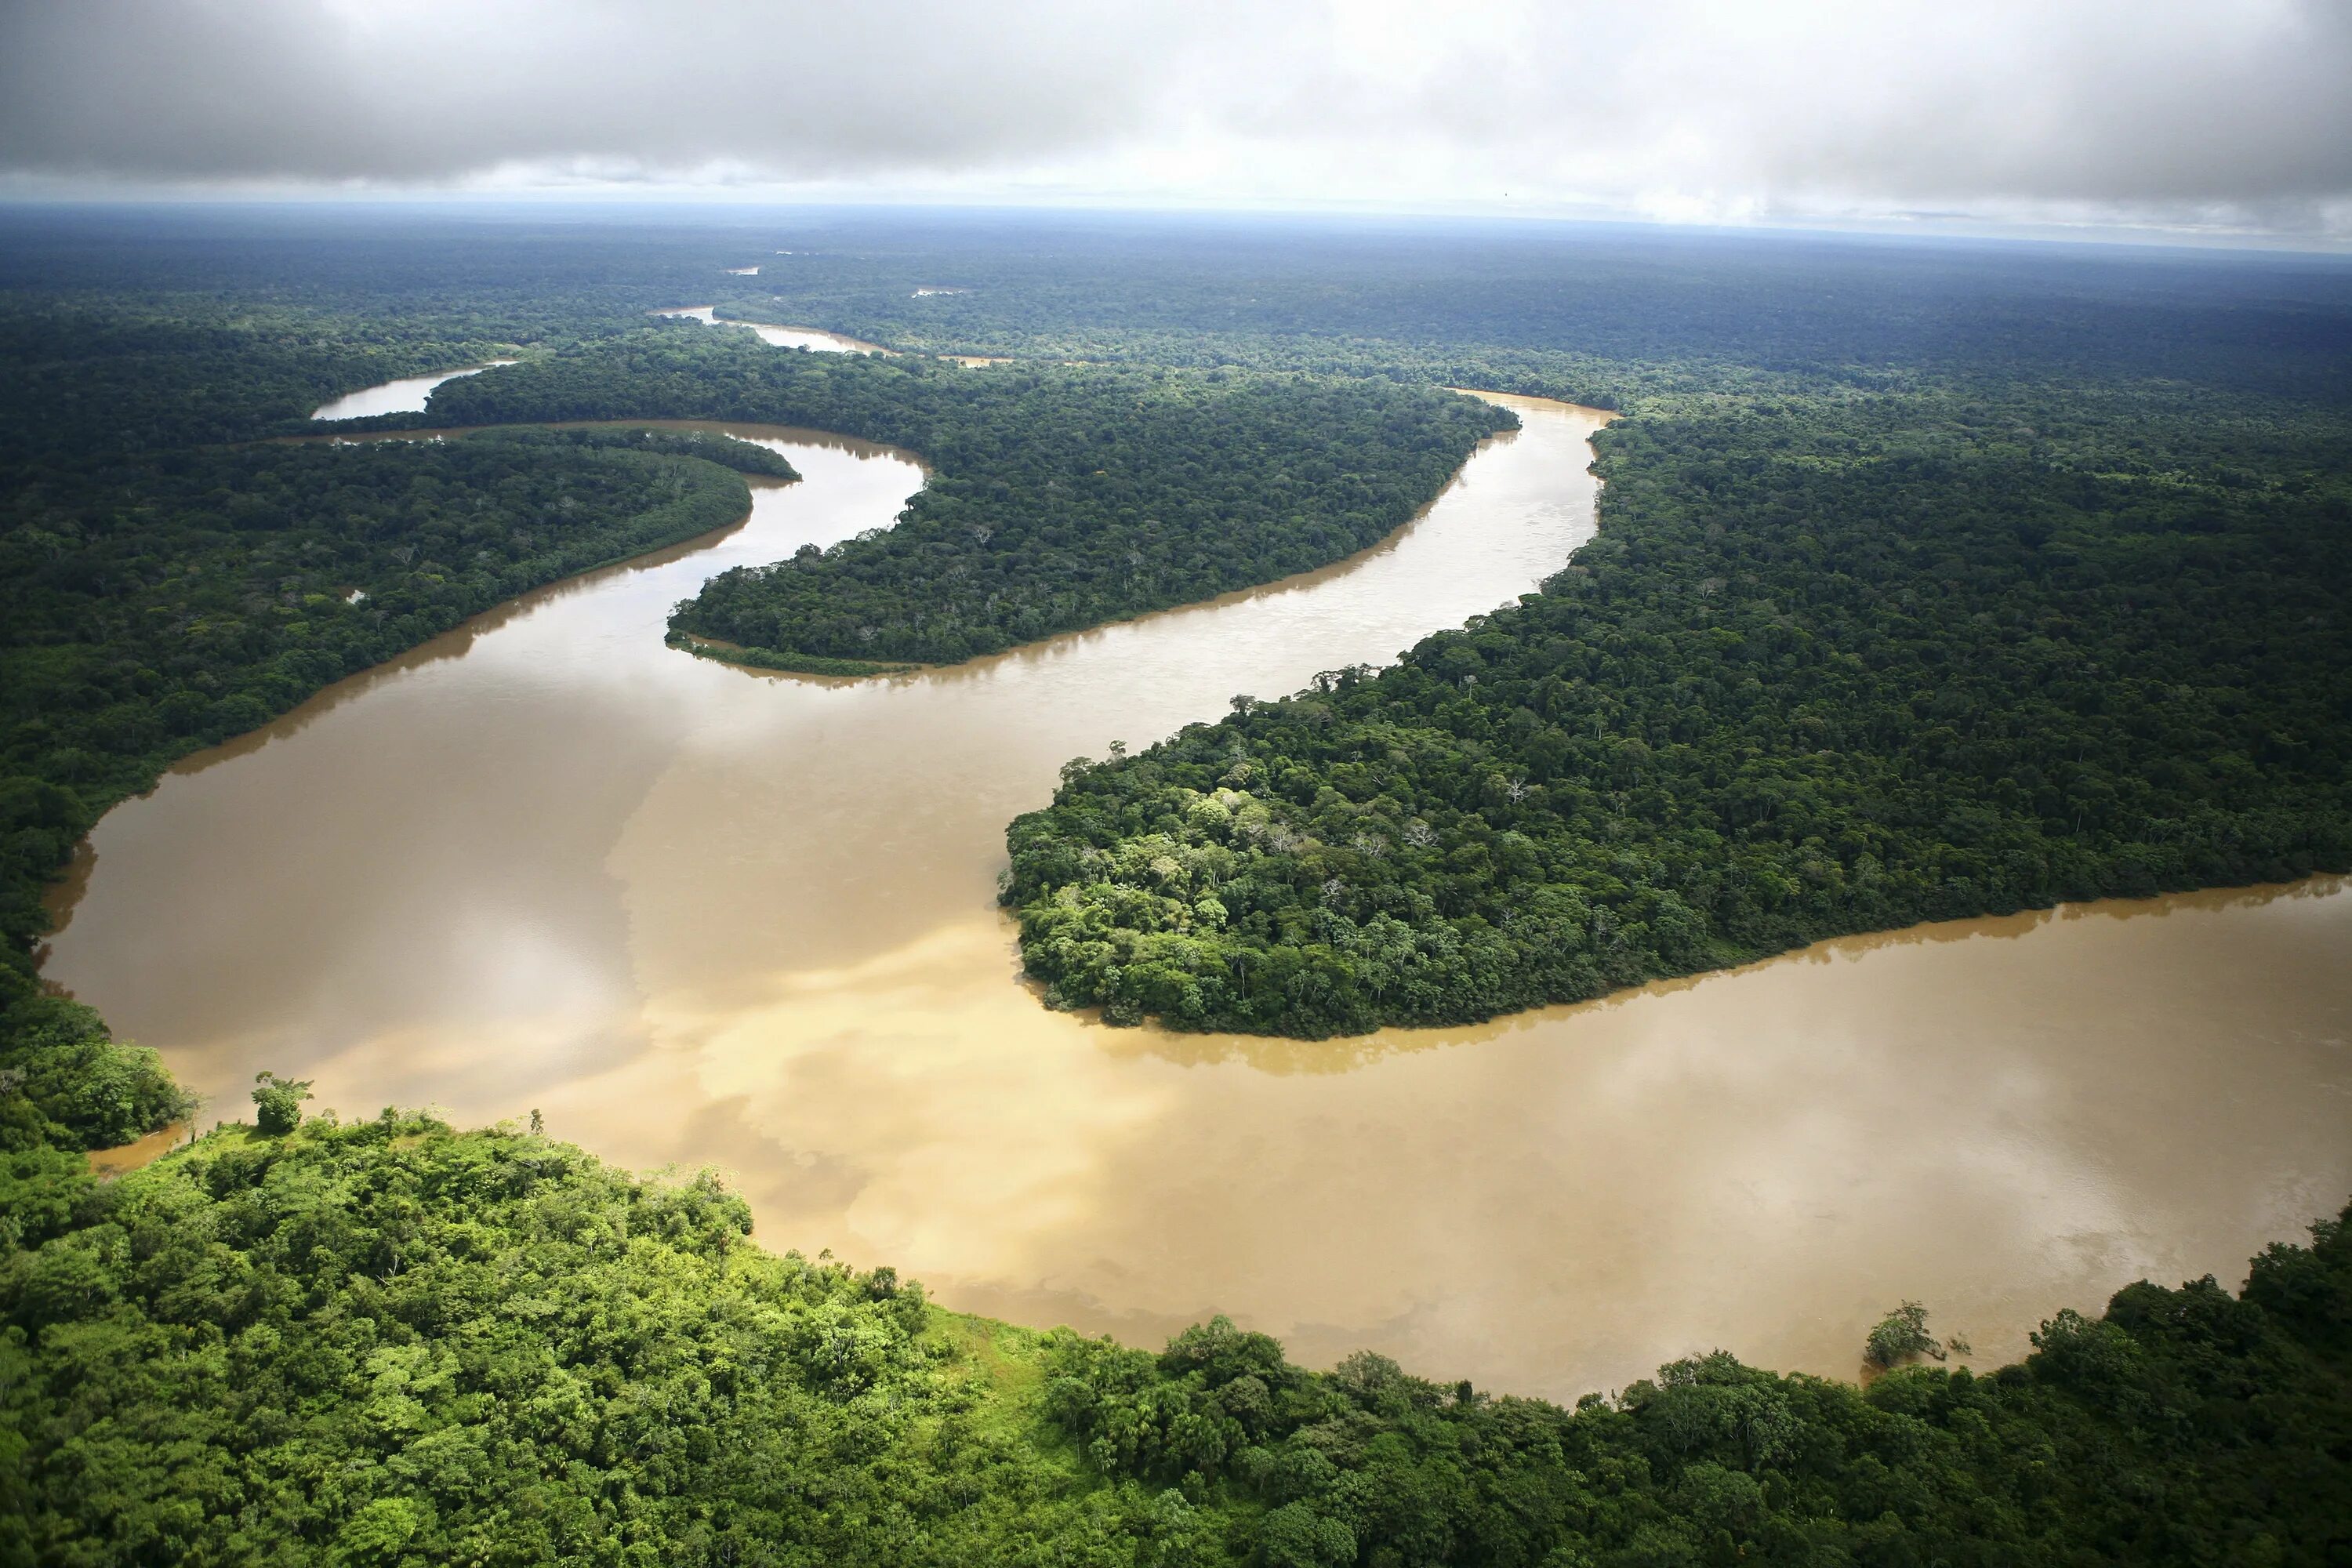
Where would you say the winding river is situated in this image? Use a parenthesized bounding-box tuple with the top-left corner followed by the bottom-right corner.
(45, 365, 2352, 1401)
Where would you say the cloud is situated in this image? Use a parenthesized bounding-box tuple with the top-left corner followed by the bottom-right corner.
(0, 0, 1219, 183)
(4, 0, 2349, 238)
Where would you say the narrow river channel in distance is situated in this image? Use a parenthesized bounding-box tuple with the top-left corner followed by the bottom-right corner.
(42, 354, 2352, 1400)
(308, 360, 519, 420)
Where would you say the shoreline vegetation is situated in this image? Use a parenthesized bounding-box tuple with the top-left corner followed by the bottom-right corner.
(9, 1112, 2347, 1565)
(663, 628, 916, 678)
(659, 390, 1592, 684)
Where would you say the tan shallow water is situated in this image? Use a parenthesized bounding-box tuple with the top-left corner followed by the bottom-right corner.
(652, 307, 894, 354)
(46, 394, 2352, 1399)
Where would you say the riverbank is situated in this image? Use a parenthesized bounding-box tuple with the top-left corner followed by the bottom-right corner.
(309, 358, 521, 419)
(666, 628, 916, 677)
(41, 1112, 2350, 1565)
(652, 305, 896, 354)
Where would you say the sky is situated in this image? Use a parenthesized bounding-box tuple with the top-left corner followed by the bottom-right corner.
(3, 0, 2349, 247)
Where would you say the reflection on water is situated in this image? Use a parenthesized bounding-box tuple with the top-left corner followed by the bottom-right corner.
(652, 307, 893, 354)
(655, 306, 1007, 366)
(46, 397, 2352, 1401)
(310, 361, 517, 419)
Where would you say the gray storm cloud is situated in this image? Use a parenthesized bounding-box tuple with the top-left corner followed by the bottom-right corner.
(4, 0, 2349, 234)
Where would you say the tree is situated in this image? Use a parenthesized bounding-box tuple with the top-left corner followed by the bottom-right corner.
(1864, 1301, 1944, 1369)
(251, 1071, 314, 1136)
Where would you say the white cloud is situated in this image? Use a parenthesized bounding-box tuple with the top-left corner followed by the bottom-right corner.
(4, 0, 2347, 239)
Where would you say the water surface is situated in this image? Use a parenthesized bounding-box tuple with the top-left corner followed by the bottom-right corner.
(47, 394, 2352, 1399)
(310, 361, 517, 419)
(652, 307, 891, 354)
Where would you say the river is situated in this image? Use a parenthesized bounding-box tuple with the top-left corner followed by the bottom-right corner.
(652, 307, 895, 354)
(44, 388, 2352, 1402)
(310, 361, 519, 419)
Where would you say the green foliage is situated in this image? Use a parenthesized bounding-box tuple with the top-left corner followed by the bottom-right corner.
(0, 996, 190, 1156)
(0, 1119, 1178, 1567)
(1, 435, 754, 810)
(1044, 1211, 2352, 1565)
(5, 1122, 2346, 1566)
(0, 202, 798, 460)
(459, 423, 802, 477)
(426, 325, 1512, 666)
(1864, 1301, 1943, 1369)
(249, 1072, 313, 1137)
(1006, 385, 2352, 1033)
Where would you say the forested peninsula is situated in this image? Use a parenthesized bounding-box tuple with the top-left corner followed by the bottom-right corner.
(1004, 385, 2352, 1033)
(421, 326, 1513, 670)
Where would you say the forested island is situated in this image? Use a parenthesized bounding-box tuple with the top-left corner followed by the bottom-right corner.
(3, 208, 2349, 1563)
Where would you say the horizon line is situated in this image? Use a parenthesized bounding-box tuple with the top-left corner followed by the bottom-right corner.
(4, 189, 2350, 261)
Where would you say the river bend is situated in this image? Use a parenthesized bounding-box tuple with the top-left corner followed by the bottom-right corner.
(45, 387, 2352, 1399)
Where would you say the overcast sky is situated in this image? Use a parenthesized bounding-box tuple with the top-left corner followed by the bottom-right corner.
(4, 0, 2347, 245)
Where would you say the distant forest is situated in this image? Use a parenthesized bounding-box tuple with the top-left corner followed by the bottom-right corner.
(2, 208, 2349, 1563)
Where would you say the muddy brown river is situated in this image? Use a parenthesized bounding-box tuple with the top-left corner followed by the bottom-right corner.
(44, 391, 2352, 1400)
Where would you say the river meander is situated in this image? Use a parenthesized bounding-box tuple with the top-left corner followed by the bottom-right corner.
(43, 392, 2352, 1401)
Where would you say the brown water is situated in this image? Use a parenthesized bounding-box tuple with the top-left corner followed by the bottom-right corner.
(655, 306, 1005, 366)
(310, 360, 519, 420)
(652, 307, 893, 354)
(45, 394, 2352, 1400)
(86, 1121, 191, 1176)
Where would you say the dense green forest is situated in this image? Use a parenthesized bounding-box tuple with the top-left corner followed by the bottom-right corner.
(2, 429, 786, 812)
(4, 1113, 2347, 1565)
(4, 209, 2350, 1563)
(421, 326, 1511, 667)
(0, 205, 793, 460)
(1004, 383, 2352, 1032)
(713, 213, 2352, 408)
